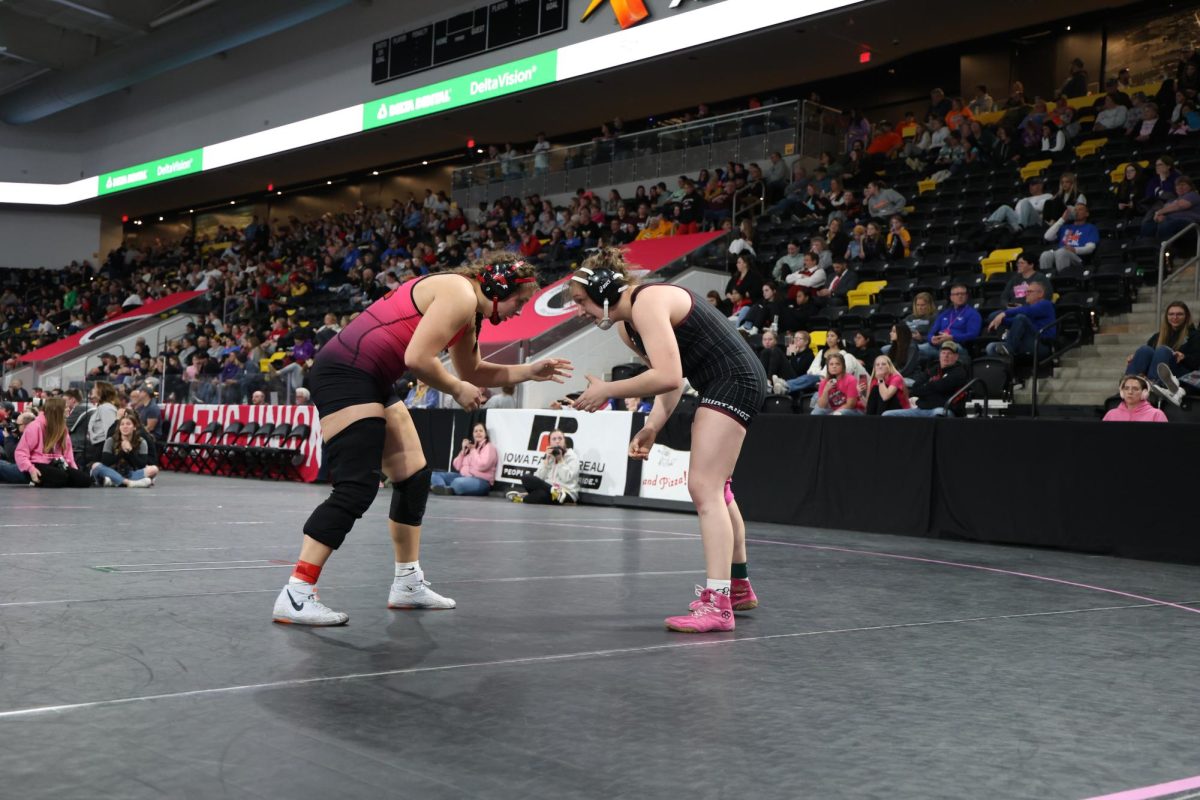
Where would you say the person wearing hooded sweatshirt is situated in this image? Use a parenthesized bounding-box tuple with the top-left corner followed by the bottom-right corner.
(1103, 375, 1168, 422)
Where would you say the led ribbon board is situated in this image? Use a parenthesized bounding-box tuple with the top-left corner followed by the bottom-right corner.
(363, 52, 556, 130)
(0, 0, 858, 206)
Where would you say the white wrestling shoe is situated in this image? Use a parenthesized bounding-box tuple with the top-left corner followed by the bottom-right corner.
(272, 582, 349, 626)
(388, 576, 457, 609)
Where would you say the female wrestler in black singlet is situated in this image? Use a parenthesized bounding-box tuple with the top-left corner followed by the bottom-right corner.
(568, 248, 768, 632)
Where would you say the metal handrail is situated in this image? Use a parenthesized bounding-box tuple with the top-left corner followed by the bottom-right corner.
(1154, 222, 1200, 324)
(732, 180, 766, 227)
(451, 101, 800, 204)
(1030, 311, 1085, 417)
(943, 376, 989, 417)
(798, 99, 846, 164)
(81, 344, 127, 392)
(458, 101, 799, 179)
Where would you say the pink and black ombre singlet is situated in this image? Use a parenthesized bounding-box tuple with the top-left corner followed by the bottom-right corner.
(316, 275, 472, 385)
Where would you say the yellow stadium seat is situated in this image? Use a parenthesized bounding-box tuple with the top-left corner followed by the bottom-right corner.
(847, 280, 887, 308)
(1127, 81, 1163, 99)
(809, 330, 827, 353)
(918, 179, 939, 195)
(1074, 138, 1107, 158)
(974, 110, 1004, 126)
(982, 261, 1011, 279)
(1110, 160, 1150, 184)
(1019, 160, 1052, 181)
(981, 248, 1022, 278)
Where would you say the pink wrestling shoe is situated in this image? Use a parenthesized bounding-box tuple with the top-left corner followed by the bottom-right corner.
(665, 587, 734, 633)
(731, 578, 758, 611)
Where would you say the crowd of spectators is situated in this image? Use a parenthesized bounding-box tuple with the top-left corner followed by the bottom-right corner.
(0, 380, 163, 487)
(4, 44, 1199, 428)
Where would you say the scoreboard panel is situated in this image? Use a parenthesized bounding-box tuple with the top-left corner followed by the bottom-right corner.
(372, 0, 565, 84)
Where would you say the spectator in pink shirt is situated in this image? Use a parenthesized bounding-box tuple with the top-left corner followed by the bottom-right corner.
(866, 355, 912, 414)
(15, 397, 91, 487)
(430, 422, 498, 496)
(811, 353, 862, 415)
(1102, 375, 1168, 422)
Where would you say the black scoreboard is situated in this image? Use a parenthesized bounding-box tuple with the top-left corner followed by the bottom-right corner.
(372, 0, 566, 84)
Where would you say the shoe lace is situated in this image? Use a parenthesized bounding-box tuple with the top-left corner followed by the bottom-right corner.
(687, 585, 720, 615)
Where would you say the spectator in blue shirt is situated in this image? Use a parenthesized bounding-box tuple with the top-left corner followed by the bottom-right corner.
(1040, 203, 1098, 274)
(341, 247, 362, 272)
(929, 284, 982, 360)
(985, 282, 1056, 358)
(381, 237, 409, 262)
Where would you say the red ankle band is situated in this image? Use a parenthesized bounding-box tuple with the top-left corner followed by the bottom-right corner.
(293, 560, 322, 584)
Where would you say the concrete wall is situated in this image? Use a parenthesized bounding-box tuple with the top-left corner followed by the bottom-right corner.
(0, 210, 102, 268)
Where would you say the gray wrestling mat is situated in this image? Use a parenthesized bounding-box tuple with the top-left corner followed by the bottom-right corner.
(1, 475, 1198, 800)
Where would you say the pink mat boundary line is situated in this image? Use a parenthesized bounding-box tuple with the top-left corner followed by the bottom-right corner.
(1078, 773, 1200, 800)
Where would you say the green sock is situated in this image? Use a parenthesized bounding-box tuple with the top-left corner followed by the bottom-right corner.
(731, 562, 749, 580)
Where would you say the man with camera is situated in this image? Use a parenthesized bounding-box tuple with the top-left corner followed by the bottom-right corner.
(507, 429, 581, 504)
(0, 410, 35, 484)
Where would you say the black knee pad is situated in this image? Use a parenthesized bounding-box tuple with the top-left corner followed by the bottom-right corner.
(303, 417, 385, 549)
(390, 465, 431, 526)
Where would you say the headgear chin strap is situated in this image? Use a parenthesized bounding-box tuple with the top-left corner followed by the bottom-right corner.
(597, 300, 614, 330)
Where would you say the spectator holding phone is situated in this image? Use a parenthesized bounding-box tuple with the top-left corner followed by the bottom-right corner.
(811, 353, 862, 416)
(430, 422, 498, 497)
(506, 429, 580, 504)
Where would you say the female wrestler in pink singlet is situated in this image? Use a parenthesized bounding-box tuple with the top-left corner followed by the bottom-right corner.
(273, 255, 571, 626)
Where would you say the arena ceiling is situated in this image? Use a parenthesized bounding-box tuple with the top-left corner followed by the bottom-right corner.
(0, 0, 1136, 216)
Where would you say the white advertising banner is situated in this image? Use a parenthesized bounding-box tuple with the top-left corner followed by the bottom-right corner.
(638, 444, 693, 502)
(486, 409, 633, 497)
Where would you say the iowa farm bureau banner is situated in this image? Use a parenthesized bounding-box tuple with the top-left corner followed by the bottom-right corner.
(485, 408, 632, 496)
(484, 408, 700, 503)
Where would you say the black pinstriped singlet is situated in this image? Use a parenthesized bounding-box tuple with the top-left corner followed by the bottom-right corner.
(624, 285, 767, 424)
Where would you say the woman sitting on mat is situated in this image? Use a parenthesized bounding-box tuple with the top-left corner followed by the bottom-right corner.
(506, 429, 580, 504)
(273, 253, 572, 626)
(568, 247, 768, 633)
(15, 397, 91, 488)
(431, 422, 498, 497)
(90, 411, 159, 488)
